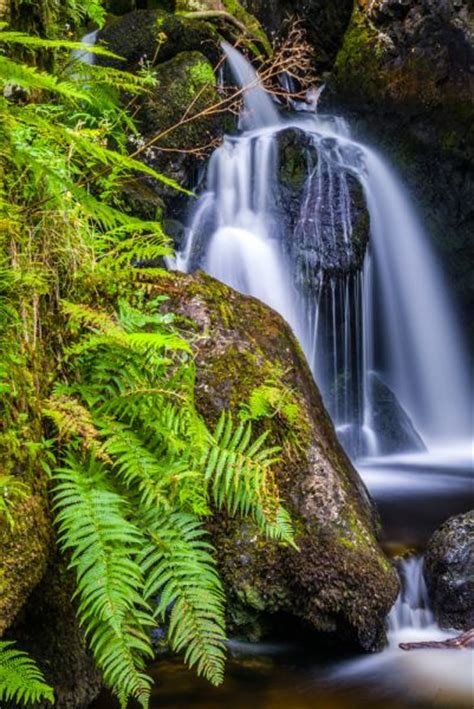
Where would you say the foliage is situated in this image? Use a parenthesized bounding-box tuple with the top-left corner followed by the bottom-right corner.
(0, 641, 54, 705)
(0, 21, 295, 709)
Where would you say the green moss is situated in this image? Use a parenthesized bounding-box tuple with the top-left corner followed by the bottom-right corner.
(176, 0, 271, 56)
(140, 50, 220, 151)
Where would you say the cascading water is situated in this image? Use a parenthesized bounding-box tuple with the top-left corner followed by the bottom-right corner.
(72, 30, 98, 66)
(175, 44, 471, 462)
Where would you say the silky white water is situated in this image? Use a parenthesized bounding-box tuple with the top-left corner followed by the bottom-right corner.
(175, 44, 471, 460)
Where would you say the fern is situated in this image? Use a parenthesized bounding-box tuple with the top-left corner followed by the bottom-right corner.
(202, 413, 296, 546)
(0, 641, 54, 705)
(54, 454, 155, 707)
(140, 511, 226, 686)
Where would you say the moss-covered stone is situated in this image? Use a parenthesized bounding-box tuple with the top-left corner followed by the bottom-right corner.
(176, 0, 272, 54)
(97, 9, 221, 70)
(152, 271, 399, 650)
(0, 491, 51, 636)
(332, 1, 474, 162)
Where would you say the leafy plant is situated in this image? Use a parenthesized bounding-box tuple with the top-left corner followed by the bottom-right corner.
(0, 18, 295, 709)
(48, 295, 295, 706)
(0, 641, 54, 705)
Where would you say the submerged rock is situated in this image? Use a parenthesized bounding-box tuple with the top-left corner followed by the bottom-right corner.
(157, 270, 399, 650)
(424, 511, 474, 631)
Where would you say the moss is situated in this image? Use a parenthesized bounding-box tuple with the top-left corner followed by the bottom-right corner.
(140, 50, 220, 152)
(0, 491, 52, 635)
(176, 0, 271, 55)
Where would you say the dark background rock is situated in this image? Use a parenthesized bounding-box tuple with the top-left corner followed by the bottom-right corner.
(369, 374, 426, 455)
(424, 511, 474, 631)
(10, 555, 103, 708)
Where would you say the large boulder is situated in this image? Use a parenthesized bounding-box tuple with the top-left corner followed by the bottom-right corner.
(424, 511, 474, 631)
(97, 9, 221, 70)
(156, 270, 399, 650)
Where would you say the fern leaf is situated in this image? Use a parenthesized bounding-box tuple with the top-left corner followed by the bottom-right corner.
(0, 641, 54, 705)
(140, 511, 226, 686)
(54, 454, 155, 706)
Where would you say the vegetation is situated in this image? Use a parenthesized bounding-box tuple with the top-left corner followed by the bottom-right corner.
(0, 641, 54, 705)
(0, 12, 294, 709)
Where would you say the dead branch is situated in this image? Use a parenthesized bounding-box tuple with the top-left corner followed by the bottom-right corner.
(399, 628, 474, 651)
(182, 10, 264, 46)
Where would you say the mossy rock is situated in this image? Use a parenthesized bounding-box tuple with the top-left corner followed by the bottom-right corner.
(176, 0, 271, 55)
(152, 270, 399, 650)
(0, 491, 51, 636)
(97, 9, 221, 70)
(331, 1, 474, 161)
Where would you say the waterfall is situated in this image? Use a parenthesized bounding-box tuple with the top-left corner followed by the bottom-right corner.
(175, 44, 472, 460)
(72, 30, 99, 66)
(387, 556, 434, 638)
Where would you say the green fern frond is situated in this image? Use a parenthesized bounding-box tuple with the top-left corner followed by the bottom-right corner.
(54, 454, 155, 706)
(140, 511, 226, 686)
(0, 474, 30, 528)
(202, 413, 296, 546)
(0, 641, 54, 705)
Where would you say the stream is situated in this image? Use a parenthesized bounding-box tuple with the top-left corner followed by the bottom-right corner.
(93, 42, 472, 708)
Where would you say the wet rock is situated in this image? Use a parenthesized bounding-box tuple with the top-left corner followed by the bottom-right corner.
(424, 511, 474, 631)
(11, 555, 102, 708)
(154, 270, 399, 650)
(369, 374, 426, 455)
(276, 127, 370, 280)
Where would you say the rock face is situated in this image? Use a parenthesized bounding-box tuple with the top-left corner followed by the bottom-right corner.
(330, 0, 474, 344)
(242, 0, 354, 72)
(157, 271, 399, 650)
(332, 0, 474, 159)
(424, 511, 474, 631)
(10, 556, 103, 708)
(0, 491, 51, 635)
